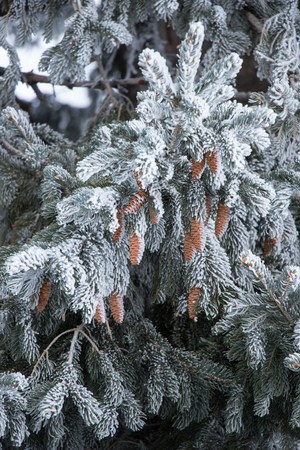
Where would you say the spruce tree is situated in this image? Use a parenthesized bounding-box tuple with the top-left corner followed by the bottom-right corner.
(0, 1, 300, 449)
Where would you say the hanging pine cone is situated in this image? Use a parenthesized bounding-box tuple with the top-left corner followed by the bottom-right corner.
(184, 231, 194, 262)
(37, 280, 51, 312)
(191, 158, 206, 179)
(205, 195, 212, 224)
(215, 203, 230, 237)
(190, 218, 206, 252)
(133, 171, 143, 190)
(94, 296, 106, 324)
(113, 209, 123, 243)
(188, 287, 202, 321)
(123, 189, 147, 215)
(149, 204, 159, 224)
(129, 233, 144, 265)
(206, 150, 220, 174)
(109, 292, 124, 324)
(263, 237, 278, 257)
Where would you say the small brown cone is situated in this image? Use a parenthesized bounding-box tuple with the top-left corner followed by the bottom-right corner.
(263, 237, 278, 257)
(94, 296, 106, 324)
(123, 190, 147, 215)
(215, 203, 230, 238)
(113, 209, 123, 243)
(190, 218, 206, 252)
(184, 231, 194, 263)
(149, 204, 159, 224)
(188, 287, 202, 321)
(109, 292, 124, 324)
(37, 280, 51, 312)
(206, 150, 220, 174)
(133, 171, 143, 190)
(205, 195, 212, 224)
(129, 233, 144, 265)
(191, 158, 206, 179)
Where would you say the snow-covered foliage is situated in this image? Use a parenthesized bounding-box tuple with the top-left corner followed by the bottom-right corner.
(1, 1, 300, 448)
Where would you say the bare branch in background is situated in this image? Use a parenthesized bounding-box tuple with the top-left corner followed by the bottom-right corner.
(246, 11, 264, 33)
(0, 66, 146, 91)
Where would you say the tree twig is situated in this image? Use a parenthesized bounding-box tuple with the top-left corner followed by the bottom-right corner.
(31, 324, 103, 376)
(246, 11, 264, 33)
(68, 326, 82, 364)
(31, 327, 79, 376)
(30, 82, 51, 104)
(80, 329, 103, 355)
(258, 274, 294, 326)
(94, 54, 118, 105)
(0, 66, 146, 91)
(278, 276, 292, 303)
(0, 138, 26, 160)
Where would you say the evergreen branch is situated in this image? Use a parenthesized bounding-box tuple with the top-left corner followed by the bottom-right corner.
(105, 318, 113, 340)
(168, 124, 182, 154)
(80, 329, 103, 355)
(67, 326, 82, 364)
(94, 54, 118, 106)
(6, 113, 29, 141)
(257, 274, 294, 326)
(0, 66, 249, 105)
(92, 53, 135, 118)
(31, 327, 79, 376)
(0, 67, 146, 91)
(0, 138, 42, 178)
(278, 275, 293, 303)
(0, 138, 26, 160)
(29, 82, 50, 104)
(31, 325, 104, 376)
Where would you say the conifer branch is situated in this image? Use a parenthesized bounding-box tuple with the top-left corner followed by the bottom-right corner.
(168, 124, 182, 154)
(0, 67, 249, 105)
(67, 326, 82, 364)
(258, 274, 294, 326)
(105, 318, 113, 340)
(29, 82, 50, 104)
(278, 276, 293, 303)
(80, 329, 103, 355)
(31, 324, 103, 377)
(31, 327, 79, 376)
(94, 54, 118, 105)
(0, 67, 146, 91)
(0, 138, 26, 160)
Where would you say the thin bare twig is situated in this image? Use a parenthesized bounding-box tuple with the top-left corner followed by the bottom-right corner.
(0, 138, 26, 160)
(80, 329, 103, 355)
(68, 326, 82, 364)
(31, 324, 104, 376)
(258, 274, 294, 326)
(30, 82, 51, 104)
(105, 317, 113, 340)
(31, 327, 78, 376)
(246, 11, 264, 33)
(94, 54, 118, 105)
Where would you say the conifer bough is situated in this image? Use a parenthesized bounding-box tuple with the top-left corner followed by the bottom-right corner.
(1, 1, 300, 448)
